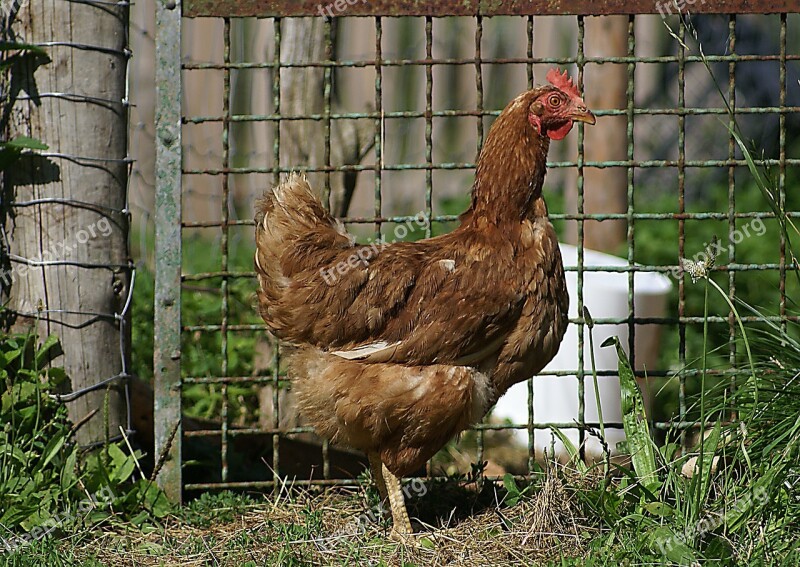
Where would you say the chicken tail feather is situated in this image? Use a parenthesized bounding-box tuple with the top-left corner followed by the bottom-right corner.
(254, 173, 354, 337)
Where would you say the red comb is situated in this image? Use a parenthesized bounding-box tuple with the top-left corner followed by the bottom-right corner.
(546, 68, 581, 99)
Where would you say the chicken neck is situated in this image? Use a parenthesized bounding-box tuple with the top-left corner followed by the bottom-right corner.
(463, 112, 552, 227)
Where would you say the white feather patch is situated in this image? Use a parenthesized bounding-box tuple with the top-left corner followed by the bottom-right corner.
(330, 340, 401, 361)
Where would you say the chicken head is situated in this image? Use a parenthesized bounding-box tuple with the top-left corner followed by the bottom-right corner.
(527, 68, 596, 140)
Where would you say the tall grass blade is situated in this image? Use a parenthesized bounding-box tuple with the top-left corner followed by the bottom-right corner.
(696, 420, 721, 514)
(727, 124, 799, 288)
(602, 336, 659, 494)
(549, 426, 589, 475)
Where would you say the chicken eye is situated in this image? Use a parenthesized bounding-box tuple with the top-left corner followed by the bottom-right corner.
(548, 95, 562, 107)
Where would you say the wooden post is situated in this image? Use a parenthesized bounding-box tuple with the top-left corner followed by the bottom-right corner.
(280, 17, 374, 216)
(5, 0, 130, 447)
(581, 16, 629, 253)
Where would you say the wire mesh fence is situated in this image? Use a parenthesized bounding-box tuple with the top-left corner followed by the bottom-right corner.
(153, 1, 800, 499)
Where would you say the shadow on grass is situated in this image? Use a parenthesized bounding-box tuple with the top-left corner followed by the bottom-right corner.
(407, 477, 511, 530)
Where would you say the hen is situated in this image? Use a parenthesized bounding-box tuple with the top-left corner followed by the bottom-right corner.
(254, 68, 595, 538)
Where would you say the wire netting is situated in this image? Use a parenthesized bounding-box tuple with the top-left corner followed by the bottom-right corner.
(150, 6, 800, 495)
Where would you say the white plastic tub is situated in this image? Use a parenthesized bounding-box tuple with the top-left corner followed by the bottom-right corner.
(493, 243, 673, 462)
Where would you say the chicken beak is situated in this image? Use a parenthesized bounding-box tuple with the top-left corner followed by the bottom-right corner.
(571, 106, 596, 125)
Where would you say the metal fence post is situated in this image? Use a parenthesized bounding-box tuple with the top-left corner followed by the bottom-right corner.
(154, 0, 183, 502)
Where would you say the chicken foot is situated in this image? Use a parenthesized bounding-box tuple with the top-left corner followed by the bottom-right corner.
(383, 463, 413, 539)
(368, 452, 413, 540)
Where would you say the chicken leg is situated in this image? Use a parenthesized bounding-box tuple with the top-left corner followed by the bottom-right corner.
(368, 452, 389, 503)
(368, 452, 412, 539)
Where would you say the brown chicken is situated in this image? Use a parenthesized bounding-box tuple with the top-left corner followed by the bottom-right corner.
(254, 69, 595, 539)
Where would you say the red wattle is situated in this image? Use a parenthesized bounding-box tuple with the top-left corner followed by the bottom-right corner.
(546, 120, 573, 141)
